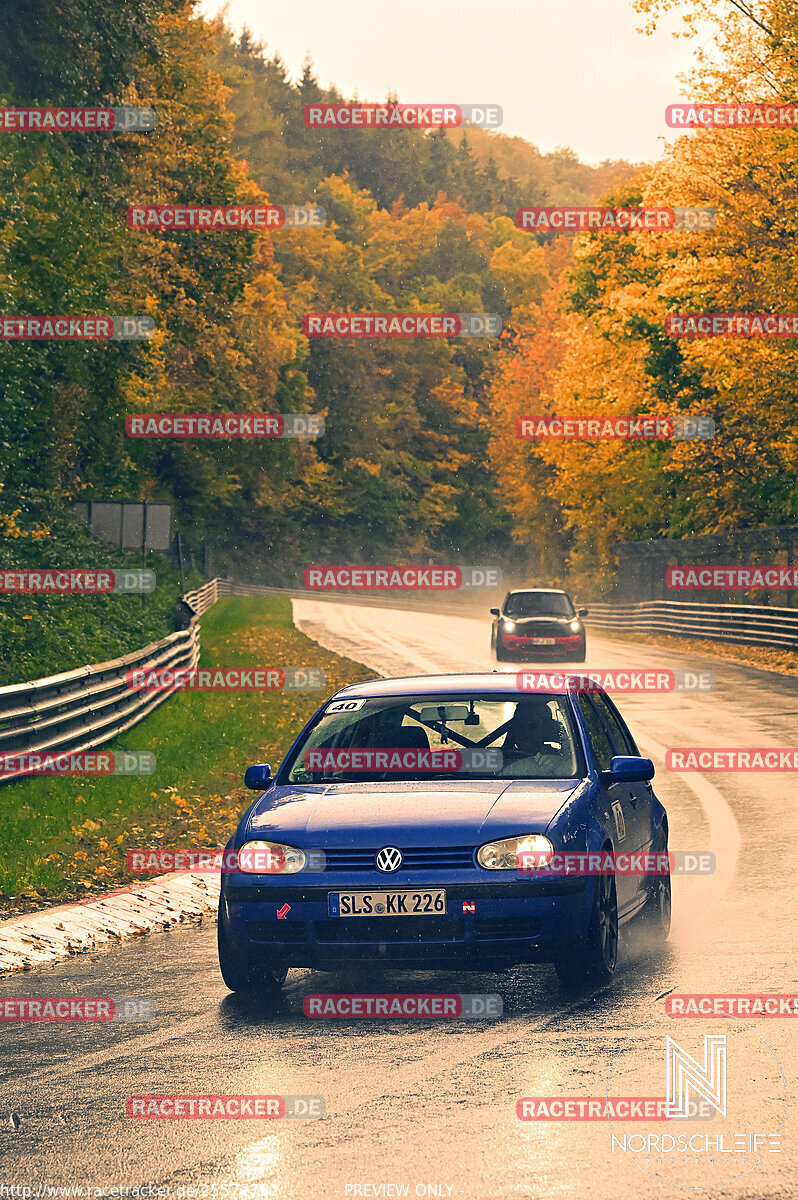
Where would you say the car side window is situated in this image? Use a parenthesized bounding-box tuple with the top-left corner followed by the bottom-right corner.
(591, 692, 638, 756)
(575, 694, 614, 771)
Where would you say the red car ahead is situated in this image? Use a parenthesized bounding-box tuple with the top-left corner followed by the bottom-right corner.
(491, 588, 588, 662)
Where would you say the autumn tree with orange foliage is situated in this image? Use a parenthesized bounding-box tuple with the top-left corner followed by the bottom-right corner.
(488, 0, 798, 589)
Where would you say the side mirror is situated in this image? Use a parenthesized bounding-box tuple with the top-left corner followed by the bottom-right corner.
(579, 607, 589, 617)
(602, 756, 655, 784)
(490, 608, 500, 616)
(244, 763, 272, 789)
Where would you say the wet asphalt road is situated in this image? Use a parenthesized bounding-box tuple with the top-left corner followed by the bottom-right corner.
(1, 602, 796, 1199)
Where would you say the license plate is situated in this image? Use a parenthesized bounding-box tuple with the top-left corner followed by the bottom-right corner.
(328, 889, 446, 917)
(531, 637, 555, 645)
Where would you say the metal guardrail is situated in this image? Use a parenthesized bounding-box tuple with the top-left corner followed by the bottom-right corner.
(0, 578, 224, 784)
(9, 580, 788, 783)
(584, 600, 798, 650)
(223, 581, 798, 648)
(181, 577, 221, 616)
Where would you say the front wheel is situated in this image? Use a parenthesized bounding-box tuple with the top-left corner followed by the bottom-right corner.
(555, 872, 618, 985)
(217, 918, 288, 994)
(640, 869, 671, 943)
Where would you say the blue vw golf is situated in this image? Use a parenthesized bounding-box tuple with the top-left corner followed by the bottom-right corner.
(217, 673, 670, 992)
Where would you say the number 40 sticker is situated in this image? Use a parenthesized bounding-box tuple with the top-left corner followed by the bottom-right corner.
(325, 698, 366, 714)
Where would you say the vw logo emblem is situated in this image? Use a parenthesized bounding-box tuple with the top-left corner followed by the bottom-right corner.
(376, 846, 403, 873)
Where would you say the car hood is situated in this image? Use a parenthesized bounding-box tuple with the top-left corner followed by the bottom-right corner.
(245, 778, 581, 845)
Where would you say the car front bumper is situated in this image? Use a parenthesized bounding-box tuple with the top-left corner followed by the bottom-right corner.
(220, 876, 591, 969)
(501, 633, 585, 659)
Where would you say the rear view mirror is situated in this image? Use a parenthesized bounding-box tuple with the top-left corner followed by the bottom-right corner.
(244, 763, 272, 789)
(579, 607, 589, 617)
(418, 705, 470, 723)
(602, 756, 655, 784)
(490, 608, 500, 616)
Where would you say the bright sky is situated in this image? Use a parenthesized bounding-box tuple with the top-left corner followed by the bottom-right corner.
(199, 0, 713, 164)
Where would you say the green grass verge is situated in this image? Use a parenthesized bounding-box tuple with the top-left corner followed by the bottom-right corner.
(0, 595, 372, 910)
(594, 626, 798, 679)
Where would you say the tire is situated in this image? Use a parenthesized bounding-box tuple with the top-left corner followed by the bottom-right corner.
(640, 868, 671, 943)
(555, 871, 619, 985)
(494, 636, 510, 662)
(563, 642, 586, 663)
(217, 917, 288, 995)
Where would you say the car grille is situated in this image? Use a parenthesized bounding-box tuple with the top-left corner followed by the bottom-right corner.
(473, 916, 541, 940)
(322, 847, 475, 871)
(248, 915, 543, 946)
(226, 879, 584, 904)
(314, 917, 464, 943)
(512, 621, 567, 638)
(247, 921, 308, 943)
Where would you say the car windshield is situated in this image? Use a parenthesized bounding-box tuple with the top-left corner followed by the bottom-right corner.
(283, 694, 584, 783)
(504, 592, 575, 617)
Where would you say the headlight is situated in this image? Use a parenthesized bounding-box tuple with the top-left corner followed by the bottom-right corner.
(569, 619, 581, 632)
(503, 620, 517, 633)
(477, 834, 554, 870)
(237, 840, 306, 874)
